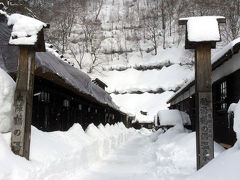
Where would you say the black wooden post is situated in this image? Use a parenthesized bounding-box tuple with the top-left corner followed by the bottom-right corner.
(11, 47, 35, 159)
(195, 43, 214, 169)
(9, 24, 48, 159)
(179, 17, 225, 169)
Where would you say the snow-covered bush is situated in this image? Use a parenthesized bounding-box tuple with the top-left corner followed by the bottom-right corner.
(233, 100, 240, 148)
(0, 67, 15, 133)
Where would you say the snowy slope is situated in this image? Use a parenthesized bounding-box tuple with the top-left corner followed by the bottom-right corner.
(57, 0, 196, 123)
(98, 64, 192, 93)
(92, 46, 194, 123)
(111, 91, 175, 122)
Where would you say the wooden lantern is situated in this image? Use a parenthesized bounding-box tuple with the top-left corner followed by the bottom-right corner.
(10, 22, 49, 160)
(179, 16, 225, 169)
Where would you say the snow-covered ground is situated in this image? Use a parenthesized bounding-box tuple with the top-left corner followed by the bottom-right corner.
(0, 123, 133, 180)
(0, 123, 232, 180)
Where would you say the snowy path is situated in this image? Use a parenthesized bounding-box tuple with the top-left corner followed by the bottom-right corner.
(50, 133, 159, 180)
(79, 134, 158, 180)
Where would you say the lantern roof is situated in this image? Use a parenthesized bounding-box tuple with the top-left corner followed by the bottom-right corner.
(0, 10, 49, 51)
(179, 16, 225, 49)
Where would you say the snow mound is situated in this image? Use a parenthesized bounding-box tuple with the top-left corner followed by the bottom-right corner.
(138, 127, 152, 136)
(151, 126, 225, 179)
(0, 67, 15, 133)
(0, 122, 134, 179)
(157, 109, 191, 126)
(185, 145, 240, 180)
(233, 100, 240, 148)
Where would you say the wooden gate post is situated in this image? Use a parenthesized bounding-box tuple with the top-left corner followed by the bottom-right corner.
(195, 43, 214, 169)
(179, 16, 225, 169)
(7, 15, 49, 159)
(11, 47, 35, 159)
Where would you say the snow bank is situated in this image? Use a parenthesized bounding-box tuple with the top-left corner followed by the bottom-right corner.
(184, 145, 240, 180)
(151, 126, 225, 179)
(157, 109, 191, 126)
(100, 64, 193, 93)
(228, 103, 238, 113)
(0, 67, 15, 133)
(0, 122, 133, 180)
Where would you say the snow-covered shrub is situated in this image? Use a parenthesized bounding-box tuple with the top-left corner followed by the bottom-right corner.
(0, 68, 15, 133)
(233, 100, 240, 148)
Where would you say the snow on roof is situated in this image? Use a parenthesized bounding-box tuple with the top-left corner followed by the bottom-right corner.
(157, 110, 191, 126)
(0, 10, 7, 16)
(180, 16, 224, 42)
(212, 37, 240, 64)
(7, 13, 47, 45)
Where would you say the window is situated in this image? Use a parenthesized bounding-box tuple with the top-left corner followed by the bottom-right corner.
(63, 99, 70, 107)
(78, 104, 82, 111)
(220, 81, 227, 110)
(36, 91, 50, 103)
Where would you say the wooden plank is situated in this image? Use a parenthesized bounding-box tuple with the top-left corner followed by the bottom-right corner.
(11, 46, 35, 160)
(195, 43, 214, 169)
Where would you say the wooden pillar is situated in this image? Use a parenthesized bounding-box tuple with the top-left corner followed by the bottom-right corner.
(11, 46, 35, 160)
(178, 16, 226, 170)
(195, 43, 214, 169)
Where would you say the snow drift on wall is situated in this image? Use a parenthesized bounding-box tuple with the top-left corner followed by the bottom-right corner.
(0, 67, 15, 133)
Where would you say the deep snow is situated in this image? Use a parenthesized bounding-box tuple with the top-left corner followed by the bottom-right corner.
(0, 124, 228, 180)
(0, 123, 133, 180)
(0, 67, 15, 133)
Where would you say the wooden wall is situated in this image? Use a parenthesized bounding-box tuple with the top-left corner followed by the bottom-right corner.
(169, 70, 240, 146)
(32, 76, 125, 132)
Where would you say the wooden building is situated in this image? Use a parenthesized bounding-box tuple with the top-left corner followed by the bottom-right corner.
(168, 39, 240, 147)
(0, 14, 128, 132)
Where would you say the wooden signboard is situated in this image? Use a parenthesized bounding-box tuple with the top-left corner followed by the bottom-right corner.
(179, 17, 225, 170)
(11, 47, 35, 159)
(10, 25, 48, 159)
